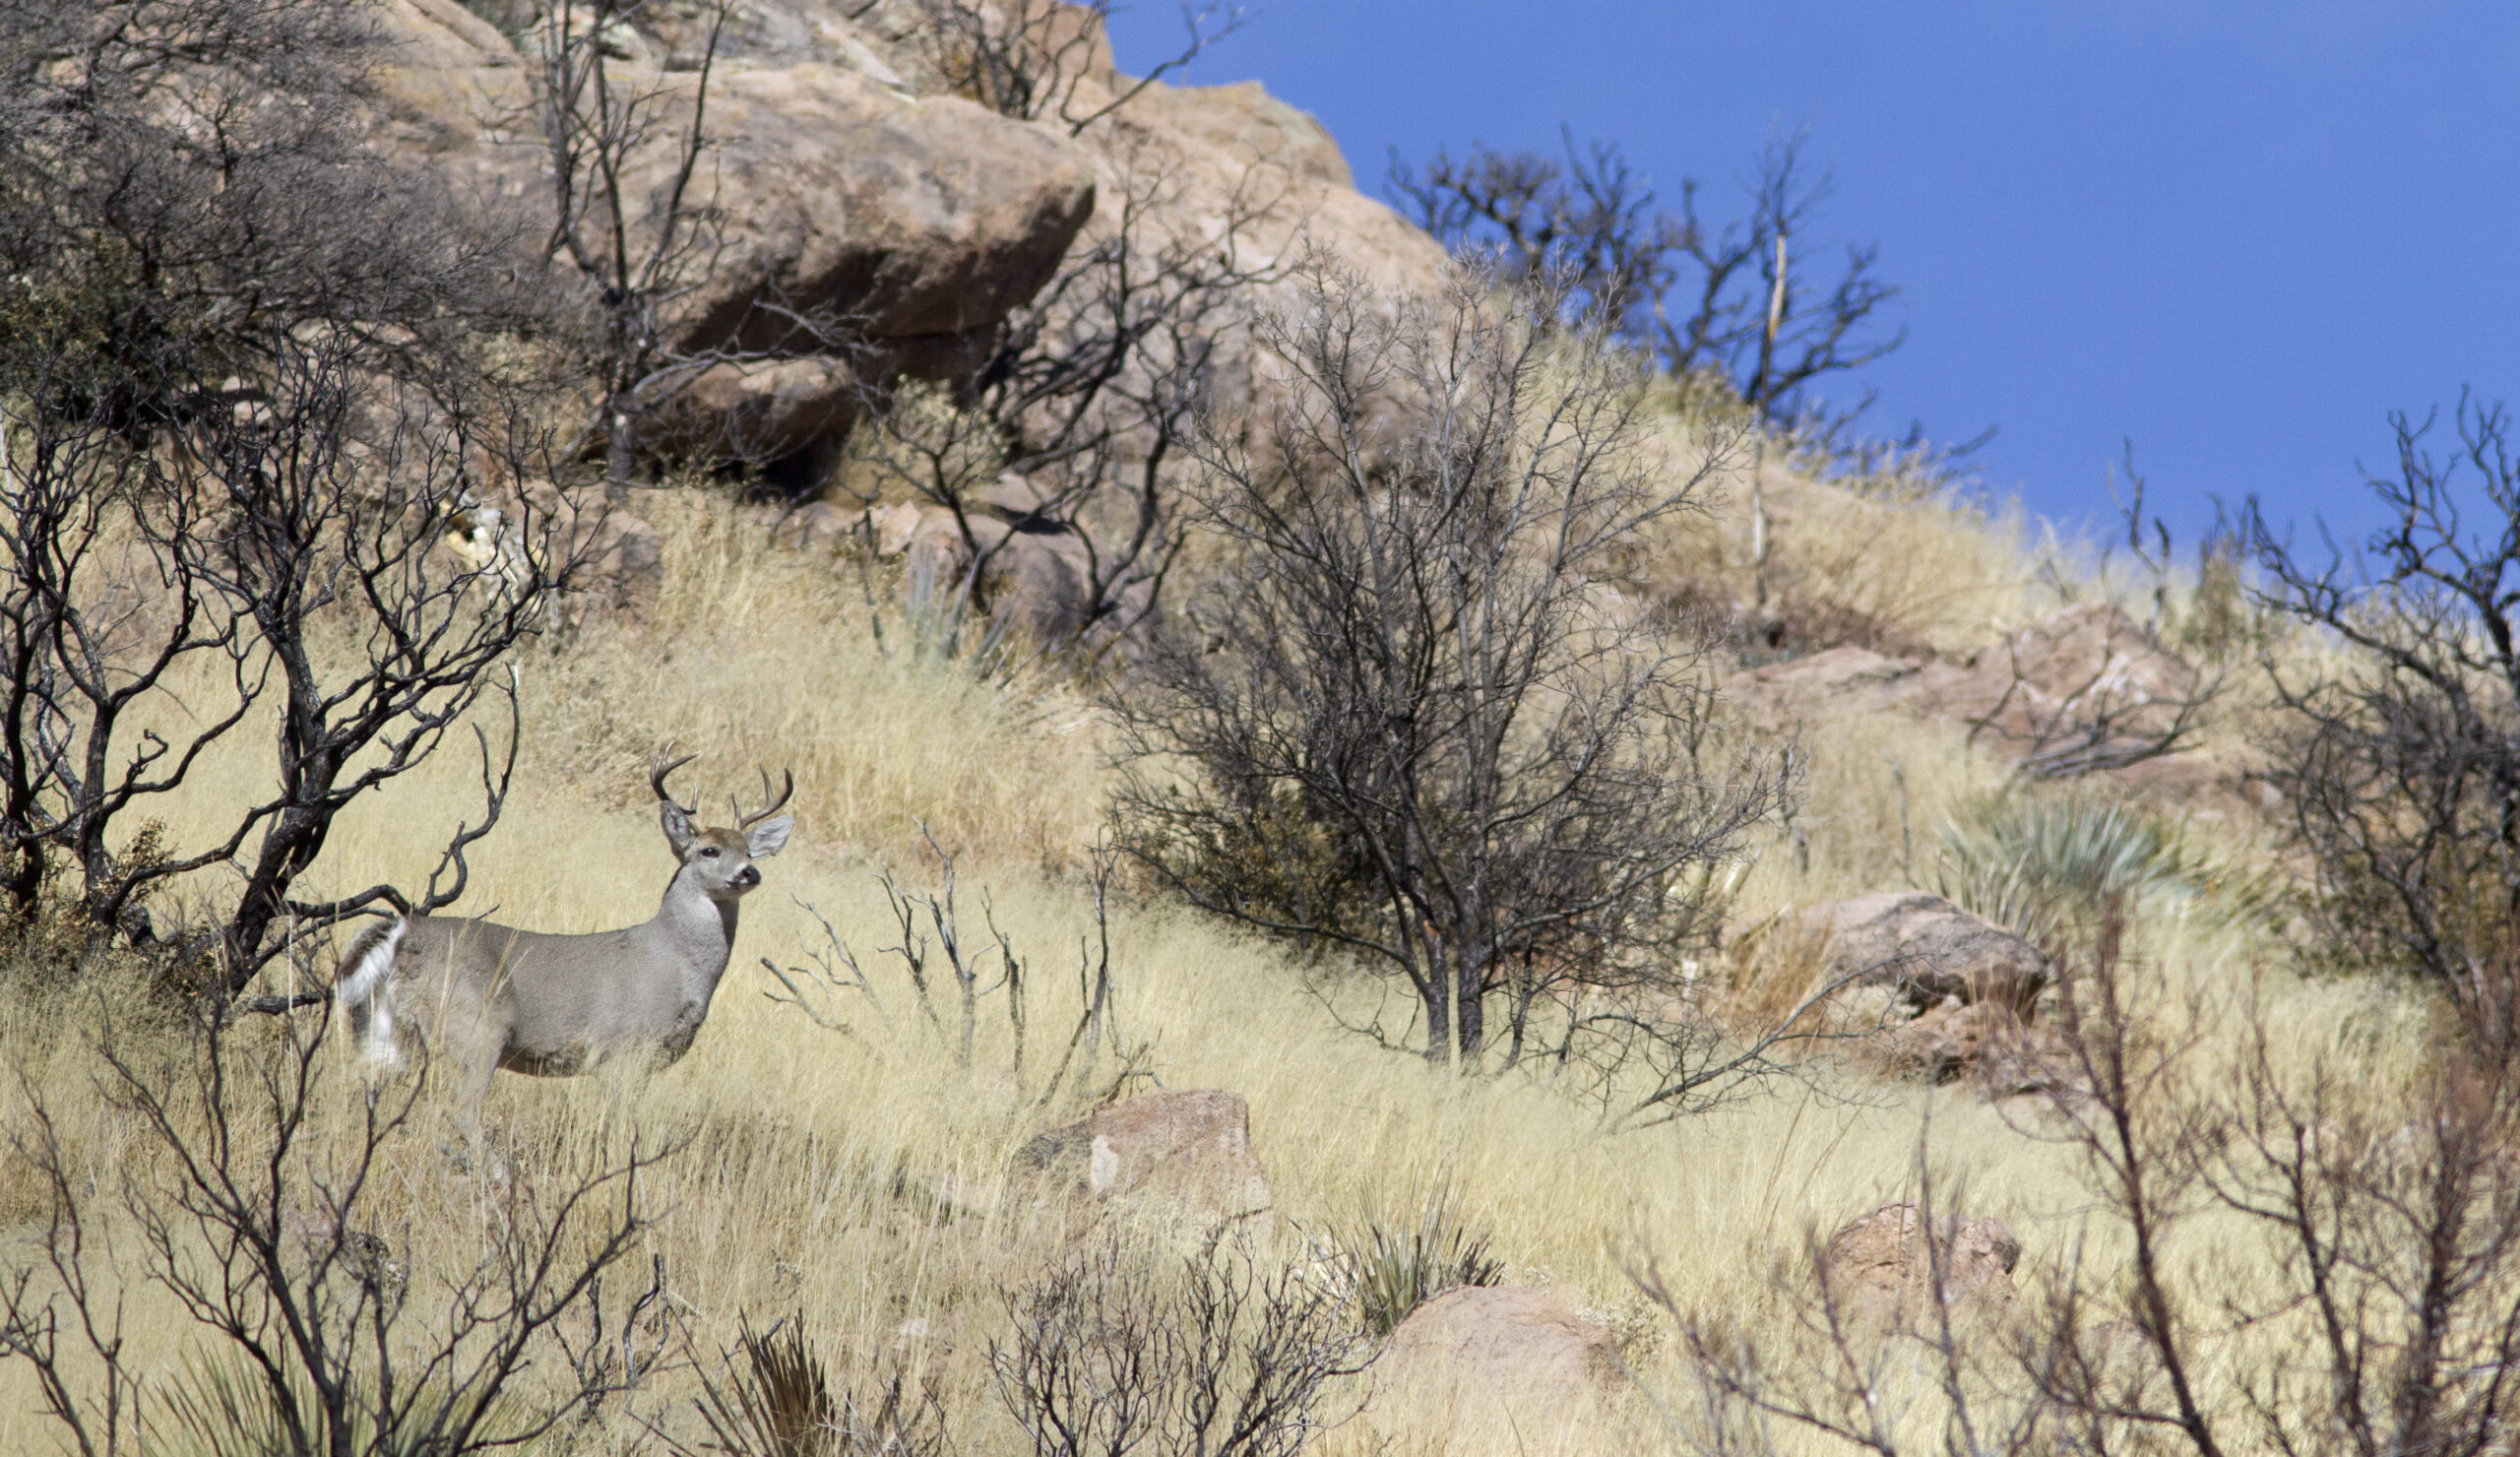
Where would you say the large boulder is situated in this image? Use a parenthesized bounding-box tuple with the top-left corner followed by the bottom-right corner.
(1820, 1203, 2021, 1325)
(1009, 1090, 1274, 1237)
(648, 65, 1096, 354)
(1369, 1286, 1635, 1439)
(371, 0, 1460, 476)
(371, 1, 1096, 454)
(1801, 891, 2052, 1014)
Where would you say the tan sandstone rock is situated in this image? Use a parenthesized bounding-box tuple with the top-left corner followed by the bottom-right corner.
(1009, 1089, 1274, 1236)
(372, 2, 1096, 457)
(1821, 1202, 2021, 1323)
(1803, 890, 2052, 1014)
(1370, 1286, 1635, 1439)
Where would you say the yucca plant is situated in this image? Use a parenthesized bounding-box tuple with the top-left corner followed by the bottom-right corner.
(1337, 1183, 1506, 1340)
(156, 1355, 476, 1457)
(678, 1313, 945, 1457)
(1933, 791, 2278, 958)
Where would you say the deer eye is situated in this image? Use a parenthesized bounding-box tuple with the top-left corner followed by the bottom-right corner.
(700, 847, 721, 858)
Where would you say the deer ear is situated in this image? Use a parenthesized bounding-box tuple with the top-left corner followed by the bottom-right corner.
(660, 801, 697, 856)
(746, 815, 792, 858)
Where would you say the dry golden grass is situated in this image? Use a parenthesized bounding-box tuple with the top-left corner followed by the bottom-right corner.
(0, 474, 2456, 1456)
(1644, 412, 2054, 659)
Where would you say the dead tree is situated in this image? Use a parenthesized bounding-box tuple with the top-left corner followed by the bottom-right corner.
(1110, 266, 1779, 1071)
(537, 0, 743, 491)
(1390, 128, 1903, 433)
(192, 342, 596, 999)
(2244, 393, 2520, 1010)
(0, 335, 256, 936)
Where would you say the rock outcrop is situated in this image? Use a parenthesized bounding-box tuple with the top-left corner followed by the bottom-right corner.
(1732, 602, 2209, 783)
(368, 0, 1452, 473)
(374, 0, 1098, 458)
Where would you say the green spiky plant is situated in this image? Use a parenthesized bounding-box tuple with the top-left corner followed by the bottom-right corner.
(677, 1313, 946, 1457)
(1933, 791, 2279, 958)
(1337, 1183, 1506, 1340)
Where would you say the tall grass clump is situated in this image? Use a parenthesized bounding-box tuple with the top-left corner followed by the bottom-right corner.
(530, 493, 1107, 869)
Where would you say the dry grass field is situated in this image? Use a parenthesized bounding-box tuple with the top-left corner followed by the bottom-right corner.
(0, 447, 2464, 1455)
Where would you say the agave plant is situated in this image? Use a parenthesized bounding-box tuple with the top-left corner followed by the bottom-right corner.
(1933, 791, 2278, 956)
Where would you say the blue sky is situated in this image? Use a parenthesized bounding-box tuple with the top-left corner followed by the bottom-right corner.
(1106, 1, 2520, 549)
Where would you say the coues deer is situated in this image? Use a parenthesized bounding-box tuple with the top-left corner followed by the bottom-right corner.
(336, 750, 792, 1126)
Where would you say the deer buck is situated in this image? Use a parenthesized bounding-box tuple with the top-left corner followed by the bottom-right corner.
(335, 750, 793, 1127)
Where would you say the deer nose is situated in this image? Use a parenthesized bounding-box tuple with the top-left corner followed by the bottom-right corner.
(732, 864, 760, 888)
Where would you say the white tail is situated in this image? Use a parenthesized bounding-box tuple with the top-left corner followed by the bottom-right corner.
(337, 749, 793, 1129)
(338, 919, 406, 1066)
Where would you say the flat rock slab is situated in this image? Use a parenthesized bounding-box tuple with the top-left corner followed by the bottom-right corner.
(1731, 602, 2206, 778)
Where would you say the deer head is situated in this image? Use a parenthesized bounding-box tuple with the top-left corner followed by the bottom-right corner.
(652, 748, 793, 903)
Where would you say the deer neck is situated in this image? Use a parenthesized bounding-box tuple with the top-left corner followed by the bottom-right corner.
(651, 868, 741, 991)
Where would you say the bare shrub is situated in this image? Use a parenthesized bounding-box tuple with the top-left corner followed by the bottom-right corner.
(763, 840, 1152, 1112)
(1389, 129, 1901, 435)
(2244, 394, 2520, 1023)
(1644, 910, 2520, 1457)
(0, 1004, 662, 1455)
(989, 1238, 1359, 1457)
(0, 0, 540, 420)
(842, 134, 1289, 662)
(1109, 264, 1783, 1091)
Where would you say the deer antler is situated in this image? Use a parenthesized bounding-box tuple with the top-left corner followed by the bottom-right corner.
(735, 767, 794, 828)
(651, 744, 699, 816)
